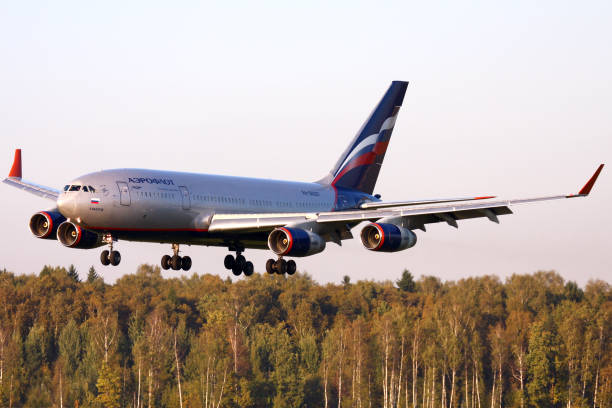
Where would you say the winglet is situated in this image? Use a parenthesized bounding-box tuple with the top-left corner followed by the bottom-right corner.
(577, 164, 604, 196)
(8, 149, 22, 179)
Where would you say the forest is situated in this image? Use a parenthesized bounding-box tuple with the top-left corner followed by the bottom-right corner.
(0, 264, 610, 408)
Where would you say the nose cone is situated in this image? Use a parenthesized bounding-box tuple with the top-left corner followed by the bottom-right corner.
(57, 194, 77, 218)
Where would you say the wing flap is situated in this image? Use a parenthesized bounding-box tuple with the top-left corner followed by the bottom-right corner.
(199, 164, 603, 236)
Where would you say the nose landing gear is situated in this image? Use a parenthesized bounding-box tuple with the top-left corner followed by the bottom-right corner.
(161, 244, 191, 271)
(100, 234, 121, 266)
(224, 250, 254, 276)
(266, 258, 296, 275)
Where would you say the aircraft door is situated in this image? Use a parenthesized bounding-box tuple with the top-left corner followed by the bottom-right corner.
(179, 186, 190, 210)
(117, 182, 131, 206)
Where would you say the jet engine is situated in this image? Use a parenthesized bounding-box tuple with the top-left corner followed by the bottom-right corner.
(57, 221, 104, 249)
(29, 211, 66, 240)
(360, 223, 417, 252)
(268, 227, 326, 257)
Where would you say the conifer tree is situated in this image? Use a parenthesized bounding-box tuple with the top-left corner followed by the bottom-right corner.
(95, 361, 121, 408)
(67, 264, 80, 282)
(87, 266, 99, 283)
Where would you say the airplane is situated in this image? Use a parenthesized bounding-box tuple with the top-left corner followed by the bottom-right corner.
(3, 81, 604, 277)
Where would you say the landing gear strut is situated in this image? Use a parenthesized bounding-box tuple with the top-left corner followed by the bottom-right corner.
(224, 250, 254, 277)
(100, 234, 121, 266)
(161, 244, 191, 271)
(266, 258, 296, 275)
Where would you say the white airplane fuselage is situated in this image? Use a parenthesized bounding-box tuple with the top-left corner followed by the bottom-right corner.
(57, 168, 372, 248)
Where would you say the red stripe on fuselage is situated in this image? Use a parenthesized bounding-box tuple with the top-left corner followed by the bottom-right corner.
(86, 226, 210, 232)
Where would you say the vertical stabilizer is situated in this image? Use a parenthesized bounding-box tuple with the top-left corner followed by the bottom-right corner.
(319, 81, 408, 194)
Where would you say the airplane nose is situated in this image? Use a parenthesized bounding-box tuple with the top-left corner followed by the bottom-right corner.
(57, 194, 76, 218)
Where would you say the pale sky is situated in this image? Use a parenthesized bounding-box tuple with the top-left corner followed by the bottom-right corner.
(1, 1, 610, 286)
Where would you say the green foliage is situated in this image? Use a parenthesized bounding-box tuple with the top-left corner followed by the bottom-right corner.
(87, 265, 100, 283)
(527, 319, 557, 407)
(67, 264, 80, 282)
(0, 265, 610, 407)
(95, 361, 121, 408)
(396, 269, 416, 292)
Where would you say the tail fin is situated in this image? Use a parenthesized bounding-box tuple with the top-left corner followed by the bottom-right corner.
(319, 81, 408, 194)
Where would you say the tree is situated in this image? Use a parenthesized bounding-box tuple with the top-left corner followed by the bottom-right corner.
(396, 270, 416, 292)
(95, 361, 121, 408)
(67, 264, 80, 283)
(87, 266, 99, 283)
(527, 319, 557, 407)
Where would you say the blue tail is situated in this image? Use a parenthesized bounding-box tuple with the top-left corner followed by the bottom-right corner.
(319, 81, 408, 194)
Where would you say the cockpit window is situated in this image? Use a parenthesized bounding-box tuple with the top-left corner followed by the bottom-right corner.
(82, 186, 89, 192)
(63, 185, 69, 191)
(69, 185, 81, 191)
(88, 186, 96, 193)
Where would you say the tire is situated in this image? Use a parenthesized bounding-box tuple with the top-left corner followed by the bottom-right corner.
(235, 254, 246, 271)
(276, 259, 287, 275)
(266, 259, 276, 274)
(110, 251, 121, 266)
(243, 261, 254, 276)
(286, 260, 296, 275)
(100, 250, 110, 266)
(181, 256, 192, 271)
(224, 254, 235, 270)
(232, 264, 242, 276)
(161, 255, 171, 270)
(171, 255, 182, 271)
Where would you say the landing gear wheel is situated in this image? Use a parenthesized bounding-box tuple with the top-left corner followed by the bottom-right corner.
(109, 251, 121, 266)
(161, 255, 171, 270)
(266, 259, 276, 274)
(171, 255, 182, 271)
(243, 261, 254, 276)
(286, 260, 296, 275)
(100, 250, 110, 266)
(181, 256, 192, 271)
(235, 254, 246, 271)
(232, 264, 242, 276)
(276, 259, 287, 275)
(224, 254, 235, 270)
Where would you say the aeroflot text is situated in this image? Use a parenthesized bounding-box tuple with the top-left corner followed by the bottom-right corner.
(128, 178, 175, 185)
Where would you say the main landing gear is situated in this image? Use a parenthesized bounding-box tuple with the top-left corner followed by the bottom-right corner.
(224, 251, 254, 277)
(100, 234, 121, 266)
(266, 258, 297, 275)
(161, 243, 192, 271)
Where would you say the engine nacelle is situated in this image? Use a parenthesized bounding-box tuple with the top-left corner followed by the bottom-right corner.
(29, 211, 66, 240)
(268, 227, 326, 257)
(360, 223, 417, 252)
(57, 221, 104, 249)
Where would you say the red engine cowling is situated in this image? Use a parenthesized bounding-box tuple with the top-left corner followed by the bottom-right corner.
(360, 223, 417, 252)
(29, 211, 67, 240)
(268, 227, 326, 257)
(57, 221, 103, 249)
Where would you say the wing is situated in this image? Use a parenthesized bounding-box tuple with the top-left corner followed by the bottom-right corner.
(3, 149, 60, 201)
(209, 164, 604, 237)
